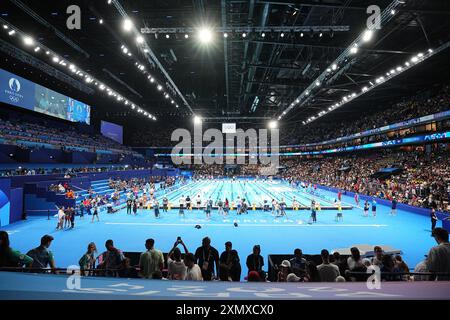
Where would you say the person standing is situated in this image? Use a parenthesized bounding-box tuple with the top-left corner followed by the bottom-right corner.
(310, 200, 317, 223)
(132, 200, 138, 215)
(371, 199, 377, 217)
(217, 198, 224, 215)
(179, 195, 186, 217)
(354, 193, 359, 206)
(363, 200, 369, 217)
(126, 199, 132, 215)
(91, 205, 99, 223)
(431, 208, 438, 232)
(139, 238, 164, 279)
(162, 196, 168, 212)
(194, 237, 220, 281)
(154, 199, 160, 218)
(205, 197, 213, 219)
(390, 197, 398, 216)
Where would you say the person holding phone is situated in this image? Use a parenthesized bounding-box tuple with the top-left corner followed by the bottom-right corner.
(167, 237, 189, 280)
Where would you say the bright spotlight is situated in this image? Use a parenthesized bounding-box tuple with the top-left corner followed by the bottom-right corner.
(193, 115, 202, 124)
(23, 36, 34, 46)
(223, 33, 228, 38)
(268, 120, 278, 129)
(331, 63, 337, 70)
(242, 33, 247, 38)
(184, 34, 189, 39)
(280, 33, 285, 38)
(8, 30, 15, 36)
(136, 35, 144, 44)
(198, 27, 213, 44)
(52, 56, 59, 63)
(261, 32, 265, 37)
(350, 46, 358, 54)
(123, 19, 133, 32)
(362, 29, 373, 42)
(99, 19, 103, 24)
(157, 85, 163, 91)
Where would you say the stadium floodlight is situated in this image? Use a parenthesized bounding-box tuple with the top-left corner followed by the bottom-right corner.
(268, 120, 278, 129)
(2, 25, 8, 29)
(350, 46, 358, 54)
(411, 56, 419, 63)
(331, 63, 337, 70)
(136, 35, 144, 44)
(8, 30, 15, 36)
(261, 32, 266, 38)
(198, 27, 213, 44)
(390, 9, 395, 15)
(99, 19, 103, 24)
(150, 77, 154, 83)
(315, 80, 321, 87)
(295, 99, 300, 103)
(107, 0, 112, 4)
(280, 33, 285, 38)
(34, 46, 40, 52)
(123, 19, 133, 32)
(184, 34, 189, 39)
(23, 36, 34, 46)
(223, 33, 228, 38)
(193, 115, 202, 124)
(157, 85, 163, 91)
(165, 34, 170, 39)
(300, 32, 304, 37)
(52, 56, 59, 63)
(362, 29, 373, 42)
(242, 33, 247, 38)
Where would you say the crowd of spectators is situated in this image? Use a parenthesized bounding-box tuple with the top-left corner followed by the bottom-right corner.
(282, 84, 449, 145)
(281, 149, 450, 212)
(1, 228, 449, 281)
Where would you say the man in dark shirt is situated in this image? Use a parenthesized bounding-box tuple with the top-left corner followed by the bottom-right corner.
(26, 235, 56, 272)
(246, 245, 264, 278)
(194, 237, 219, 281)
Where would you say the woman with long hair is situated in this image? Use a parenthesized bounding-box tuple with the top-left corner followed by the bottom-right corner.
(78, 242, 98, 276)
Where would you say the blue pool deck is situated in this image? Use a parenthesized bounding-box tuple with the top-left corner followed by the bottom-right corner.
(1, 179, 440, 277)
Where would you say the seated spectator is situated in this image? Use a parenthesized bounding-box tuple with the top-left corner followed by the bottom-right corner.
(26, 235, 56, 273)
(317, 249, 340, 282)
(98, 239, 125, 277)
(380, 254, 402, 281)
(371, 246, 384, 268)
(246, 245, 265, 279)
(425, 228, 450, 280)
(78, 242, 97, 276)
(118, 258, 139, 278)
(346, 247, 367, 281)
(219, 241, 241, 282)
(139, 238, 164, 279)
(167, 239, 189, 280)
(0, 231, 33, 269)
(184, 253, 203, 281)
(289, 248, 307, 279)
(151, 270, 164, 280)
(413, 259, 430, 281)
(277, 260, 291, 282)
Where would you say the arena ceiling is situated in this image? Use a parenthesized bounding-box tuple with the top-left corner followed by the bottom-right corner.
(0, 0, 449, 128)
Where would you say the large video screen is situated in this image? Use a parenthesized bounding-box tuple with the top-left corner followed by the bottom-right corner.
(0, 68, 91, 124)
(101, 120, 123, 144)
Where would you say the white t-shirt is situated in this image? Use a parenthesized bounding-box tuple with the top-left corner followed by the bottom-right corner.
(57, 209, 65, 220)
(186, 264, 203, 281)
(167, 258, 187, 280)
